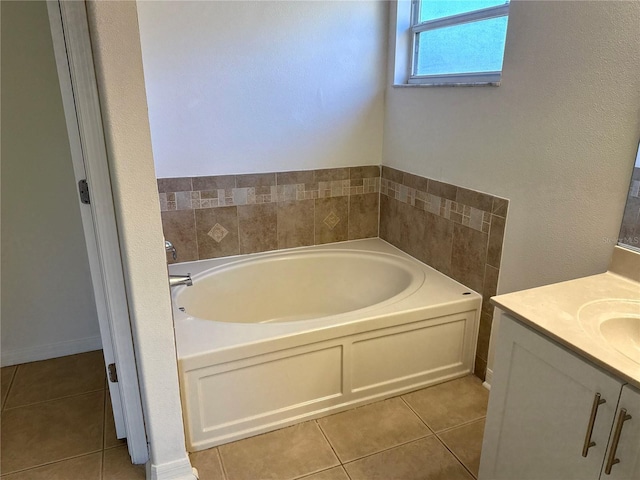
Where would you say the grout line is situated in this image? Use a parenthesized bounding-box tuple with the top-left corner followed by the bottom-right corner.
(1, 388, 106, 412)
(0, 450, 104, 477)
(434, 415, 486, 435)
(216, 446, 231, 480)
(433, 433, 478, 480)
(1, 366, 18, 411)
(340, 433, 433, 466)
(314, 419, 342, 465)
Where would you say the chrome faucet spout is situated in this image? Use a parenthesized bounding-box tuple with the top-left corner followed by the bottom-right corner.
(165, 240, 177, 260)
(169, 274, 192, 287)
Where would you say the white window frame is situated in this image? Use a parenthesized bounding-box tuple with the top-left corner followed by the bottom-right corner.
(405, 0, 510, 86)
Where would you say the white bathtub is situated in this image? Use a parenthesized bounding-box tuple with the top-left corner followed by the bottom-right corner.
(170, 238, 481, 451)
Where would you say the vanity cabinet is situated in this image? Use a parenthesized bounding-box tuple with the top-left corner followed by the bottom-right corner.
(479, 315, 640, 480)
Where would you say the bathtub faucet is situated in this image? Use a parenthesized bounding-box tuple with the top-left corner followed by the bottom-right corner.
(165, 240, 177, 260)
(169, 274, 193, 288)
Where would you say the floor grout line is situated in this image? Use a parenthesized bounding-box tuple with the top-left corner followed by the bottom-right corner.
(314, 419, 343, 466)
(433, 434, 478, 480)
(0, 449, 104, 478)
(2, 387, 106, 412)
(1, 366, 18, 412)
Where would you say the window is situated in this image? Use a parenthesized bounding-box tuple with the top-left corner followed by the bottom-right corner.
(404, 0, 510, 85)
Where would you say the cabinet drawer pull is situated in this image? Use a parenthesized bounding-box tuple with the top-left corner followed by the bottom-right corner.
(604, 408, 632, 475)
(582, 393, 606, 457)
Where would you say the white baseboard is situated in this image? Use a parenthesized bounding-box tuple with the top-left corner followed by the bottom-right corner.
(1, 336, 102, 367)
(482, 367, 493, 390)
(147, 456, 196, 480)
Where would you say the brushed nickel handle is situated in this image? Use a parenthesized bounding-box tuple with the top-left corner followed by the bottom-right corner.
(604, 408, 632, 475)
(582, 393, 606, 457)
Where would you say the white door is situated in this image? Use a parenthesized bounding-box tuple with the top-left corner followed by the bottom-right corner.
(602, 384, 640, 480)
(46, 0, 148, 464)
(479, 315, 623, 480)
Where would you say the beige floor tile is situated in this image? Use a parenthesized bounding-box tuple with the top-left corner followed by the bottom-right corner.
(104, 390, 127, 449)
(318, 397, 431, 462)
(190, 447, 226, 480)
(344, 436, 474, 480)
(438, 419, 485, 478)
(402, 376, 488, 432)
(1, 365, 17, 409)
(219, 421, 339, 480)
(297, 466, 350, 480)
(103, 445, 146, 480)
(5, 351, 105, 408)
(1, 452, 102, 480)
(0, 390, 104, 474)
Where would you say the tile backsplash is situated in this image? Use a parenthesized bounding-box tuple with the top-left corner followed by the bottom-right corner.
(379, 167, 508, 380)
(159, 166, 381, 264)
(157, 164, 508, 380)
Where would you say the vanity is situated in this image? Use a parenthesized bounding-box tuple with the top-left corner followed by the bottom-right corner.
(479, 246, 640, 480)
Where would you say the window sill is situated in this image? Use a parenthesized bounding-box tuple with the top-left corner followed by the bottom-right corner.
(393, 82, 500, 88)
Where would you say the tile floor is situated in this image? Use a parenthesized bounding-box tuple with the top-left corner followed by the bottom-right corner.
(1, 352, 489, 480)
(0, 350, 144, 479)
(190, 375, 488, 480)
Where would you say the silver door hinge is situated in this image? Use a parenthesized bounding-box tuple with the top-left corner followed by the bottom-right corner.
(108, 363, 118, 383)
(78, 179, 90, 204)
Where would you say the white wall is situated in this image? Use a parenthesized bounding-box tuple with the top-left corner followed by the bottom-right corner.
(1, 0, 100, 366)
(85, 1, 194, 477)
(137, 0, 388, 178)
(384, 1, 640, 371)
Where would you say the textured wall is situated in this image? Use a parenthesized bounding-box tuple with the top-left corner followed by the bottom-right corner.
(1, 0, 100, 366)
(136, 0, 388, 177)
(85, 1, 194, 476)
(383, 1, 640, 373)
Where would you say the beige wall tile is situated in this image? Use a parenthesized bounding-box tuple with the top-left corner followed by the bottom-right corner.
(491, 197, 509, 217)
(438, 419, 485, 478)
(476, 312, 493, 361)
(428, 179, 457, 202)
(403, 172, 428, 192)
(348, 193, 379, 240)
(315, 197, 348, 244)
(317, 397, 431, 462)
(161, 210, 198, 264)
(487, 215, 506, 268)
(219, 421, 338, 480)
(450, 224, 488, 293)
(344, 436, 474, 480)
(1, 391, 104, 474)
(474, 357, 487, 381)
(395, 201, 426, 260)
(1, 452, 102, 480)
(381, 166, 403, 183)
(195, 206, 239, 259)
(379, 195, 400, 247)
(192, 175, 236, 191)
(103, 445, 145, 480)
(236, 173, 276, 188)
(190, 448, 226, 480)
(315, 168, 349, 182)
(277, 170, 315, 185)
(277, 200, 315, 249)
(402, 376, 488, 432)
(456, 187, 493, 212)
(238, 203, 277, 254)
(157, 177, 192, 193)
(349, 166, 380, 180)
(422, 211, 454, 276)
(5, 351, 105, 409)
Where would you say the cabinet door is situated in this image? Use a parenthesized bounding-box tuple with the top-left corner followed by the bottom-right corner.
(479, 315, 623, 480)
(601, 384, 640, 480)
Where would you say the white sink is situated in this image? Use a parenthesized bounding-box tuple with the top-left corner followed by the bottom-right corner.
(578, 300, 640, 364)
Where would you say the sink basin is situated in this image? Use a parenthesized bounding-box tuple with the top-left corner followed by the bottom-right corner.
(578, 300, 640, 364)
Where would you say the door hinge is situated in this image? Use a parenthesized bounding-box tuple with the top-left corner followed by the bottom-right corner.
(108, 363, 118, 383)
(78, 179, 90, 204)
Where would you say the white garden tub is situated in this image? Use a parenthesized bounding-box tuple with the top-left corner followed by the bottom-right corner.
(170, 238, 481, 451)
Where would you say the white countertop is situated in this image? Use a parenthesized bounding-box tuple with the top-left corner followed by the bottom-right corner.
(492, 247, 640, 388)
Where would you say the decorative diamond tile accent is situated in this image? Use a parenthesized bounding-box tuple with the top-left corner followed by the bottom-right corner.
(207, 223, 229, 243)
(323, 211, 340, 230)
